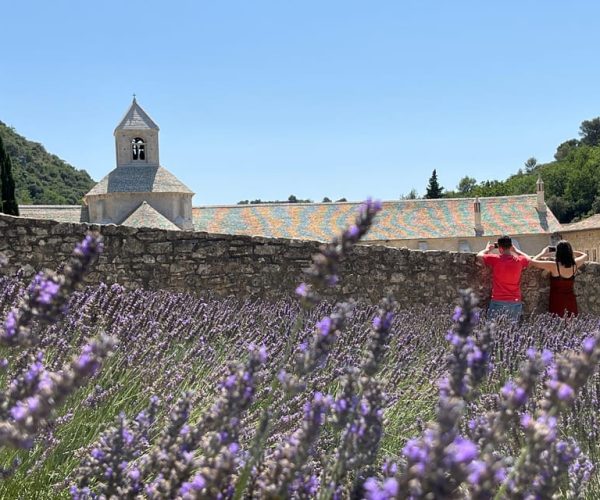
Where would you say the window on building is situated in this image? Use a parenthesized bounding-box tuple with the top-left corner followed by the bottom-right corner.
(584, 249, 590, 260)
(458, 240, 471, 253)
(592, 248, 598, 262)
(132, 138, 146, 161)
(418, 241, 428, 251)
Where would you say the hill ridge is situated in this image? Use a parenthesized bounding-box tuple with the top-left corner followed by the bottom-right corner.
(0, 120, 95, 205)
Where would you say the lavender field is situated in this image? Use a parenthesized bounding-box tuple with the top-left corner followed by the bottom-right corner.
(1, 202, 600, 498)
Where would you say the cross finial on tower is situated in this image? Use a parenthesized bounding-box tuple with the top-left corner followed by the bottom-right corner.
(132, 93, 137, 102)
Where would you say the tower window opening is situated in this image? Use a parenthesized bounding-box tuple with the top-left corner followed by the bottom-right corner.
(132, 138, 146, 161)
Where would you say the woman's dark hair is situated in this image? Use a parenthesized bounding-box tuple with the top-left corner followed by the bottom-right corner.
(556, 240, 576, 267)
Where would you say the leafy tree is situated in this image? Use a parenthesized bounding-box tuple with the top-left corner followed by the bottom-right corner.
(580, 117, 600, 147)
(524, 157, 538, 172)
(456, 176, 477, 195)
(504, 172, 537, 195)
(322, 197, 332, 203)
(554, 139, 579, 161)
(288, 195, 298, 203)
(424, 169, 444, 199)
(43, 190, 67, 205)
(546, 195, 576, 223)
(591, 195, 600, 215)
(563, 147, 600, 216)
(336, 198, 347, 202)
(0, 133, 19, 215)
(401, 188, 419, 200)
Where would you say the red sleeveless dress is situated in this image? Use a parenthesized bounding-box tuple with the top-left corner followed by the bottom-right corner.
(548, 263, 578, 317)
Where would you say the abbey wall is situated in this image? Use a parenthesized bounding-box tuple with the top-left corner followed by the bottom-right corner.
(1, 213, 600, 316)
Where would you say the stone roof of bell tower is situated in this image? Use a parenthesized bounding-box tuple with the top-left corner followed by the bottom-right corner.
(114, 97, 159, 133)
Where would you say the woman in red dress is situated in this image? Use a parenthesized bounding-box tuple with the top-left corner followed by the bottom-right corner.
(530, 240, 588, 316)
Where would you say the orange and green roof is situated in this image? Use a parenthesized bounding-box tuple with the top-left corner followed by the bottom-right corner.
(192, 195, 561, 241)
(17, 195, 562, 239)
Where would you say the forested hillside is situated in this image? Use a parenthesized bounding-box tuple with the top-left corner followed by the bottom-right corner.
(0, 121, 95, 205)
(445, 117, 600, 223)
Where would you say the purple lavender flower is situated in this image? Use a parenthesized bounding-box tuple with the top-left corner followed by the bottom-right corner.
(10, 404, 27, 422)
(317, 316, 332, 336)
(346, 224, 360, 239)
(501, 380, 528, 406)
(363, 476, 398, 500)
(179, 474, 206, 496)
(35, 275, 61, 305)
(448, 436, 478, 464)
(74, 234, 105, 259)
(3, 310, 17, 339)
(582, 337, 596, 354)
(295, 282, 309, 298)
(452, 306, 463, 322)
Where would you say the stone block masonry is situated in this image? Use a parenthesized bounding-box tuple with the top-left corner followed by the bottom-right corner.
(1, 213, 599, 316)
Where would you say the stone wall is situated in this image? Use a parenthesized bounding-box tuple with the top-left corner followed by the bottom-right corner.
(1, 213, 600, 316)
(370, 233, 551, 257)
(561, 228, 600, 264)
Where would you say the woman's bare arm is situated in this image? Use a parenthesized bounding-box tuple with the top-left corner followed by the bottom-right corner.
(529, 259, 555, 271)
(533, 246, 552, 260)
(574, 250, 588, 267)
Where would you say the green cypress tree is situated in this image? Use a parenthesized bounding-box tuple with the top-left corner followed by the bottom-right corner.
(425, 169, 444, 199)
(0, 134, 19, 216)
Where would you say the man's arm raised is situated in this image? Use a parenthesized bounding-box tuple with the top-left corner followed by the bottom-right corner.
(477, 242, 495, 261)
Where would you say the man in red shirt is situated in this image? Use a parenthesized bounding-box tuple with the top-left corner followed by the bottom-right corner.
(477, 235, 531, 321)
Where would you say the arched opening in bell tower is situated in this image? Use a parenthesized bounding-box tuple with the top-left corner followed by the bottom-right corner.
(131, 138, 146, 161)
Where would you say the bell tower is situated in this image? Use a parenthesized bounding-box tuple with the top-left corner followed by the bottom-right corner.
(114, 96, 160, 168)
(84, 97, 194, 231)
(536, 176, 546, 213)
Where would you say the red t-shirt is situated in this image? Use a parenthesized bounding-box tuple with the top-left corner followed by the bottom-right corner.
(482, 253, 529, 301)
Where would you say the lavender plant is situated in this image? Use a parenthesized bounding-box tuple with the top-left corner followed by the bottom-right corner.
(364, 291, 600, 499)
(236, 199, 384, 497)
(144, 344, 266, 498)
(70, 396, 159, 499)
(257, 391, 332, 498)
(2, 234, 104, 347)
(0, 233, 114, 452)
(322, 296, 396, 499)
(0, 204, 599, 499)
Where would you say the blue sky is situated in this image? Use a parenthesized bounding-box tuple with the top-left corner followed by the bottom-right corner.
(2, 1, 600, 205)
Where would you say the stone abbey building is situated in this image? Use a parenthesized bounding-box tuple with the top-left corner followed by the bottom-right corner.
(16, 99, 599, 259)
(21, 98, 194, 231)
(85, 98, 194, 230)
